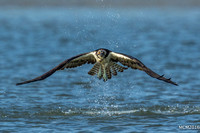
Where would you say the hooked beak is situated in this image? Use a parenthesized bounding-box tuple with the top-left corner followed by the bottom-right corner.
(97, 50, 105, 58)
(100, 52, 104, 57)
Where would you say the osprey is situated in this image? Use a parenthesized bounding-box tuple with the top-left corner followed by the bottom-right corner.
(16, 48, 178, 86)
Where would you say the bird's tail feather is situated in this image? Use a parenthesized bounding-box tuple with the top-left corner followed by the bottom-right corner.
(111, 62, 128, 72)
(88, 63, 101, 76)
(88, 62, 127, 81)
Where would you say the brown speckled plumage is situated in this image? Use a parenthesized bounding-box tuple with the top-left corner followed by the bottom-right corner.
(16, 48, 178, 86)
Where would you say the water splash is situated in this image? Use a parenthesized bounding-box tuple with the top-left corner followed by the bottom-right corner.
(60, 105, 200, 116)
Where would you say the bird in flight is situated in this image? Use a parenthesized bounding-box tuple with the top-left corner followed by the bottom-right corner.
(16, 48, 178, 86)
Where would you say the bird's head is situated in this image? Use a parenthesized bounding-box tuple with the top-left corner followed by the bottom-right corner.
(96, 49, 107, 59)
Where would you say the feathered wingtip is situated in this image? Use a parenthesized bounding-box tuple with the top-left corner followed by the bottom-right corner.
(16, 83, 21, 86)
(168, 78, 178, 86)
(157, 74, 165, 80)
(159, 74, 178, 86)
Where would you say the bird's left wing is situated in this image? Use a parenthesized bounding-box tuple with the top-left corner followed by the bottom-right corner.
(110, 52, 178, 86)
(16, 52, 96, 85)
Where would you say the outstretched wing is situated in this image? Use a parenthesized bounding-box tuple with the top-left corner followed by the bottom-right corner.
(110, 52, 178, 86)
(16, 52, 96, 85)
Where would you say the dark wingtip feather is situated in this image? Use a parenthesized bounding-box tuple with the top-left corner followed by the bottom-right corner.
(16, 80, 32, 86)
(166, 77, 178, 86)
(16, 81, 29, 86)
(173, 83, 178, 86)
(16, 83, 22, 86)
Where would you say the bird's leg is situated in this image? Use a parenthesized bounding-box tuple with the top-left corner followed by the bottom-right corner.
(97, 65, 102, 79)
(103, 67, 108, 82)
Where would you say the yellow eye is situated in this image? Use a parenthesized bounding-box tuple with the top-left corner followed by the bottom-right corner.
(97, 51, 101, 54)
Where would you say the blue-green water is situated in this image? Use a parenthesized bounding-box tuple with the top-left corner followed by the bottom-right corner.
(0, 8, 200, 132)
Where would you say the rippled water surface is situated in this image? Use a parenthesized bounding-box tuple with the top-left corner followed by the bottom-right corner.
(1, 8, 200, 132)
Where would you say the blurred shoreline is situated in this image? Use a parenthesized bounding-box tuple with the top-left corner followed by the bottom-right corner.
(0, 0, 200, 8)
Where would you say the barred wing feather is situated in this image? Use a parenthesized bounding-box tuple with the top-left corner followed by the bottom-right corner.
(110, 52, 178, 86)
(16, 52, 96, 85)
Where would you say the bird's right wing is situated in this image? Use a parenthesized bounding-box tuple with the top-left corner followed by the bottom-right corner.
(16, 52, 96, 85)
(110, 52, 178, 86)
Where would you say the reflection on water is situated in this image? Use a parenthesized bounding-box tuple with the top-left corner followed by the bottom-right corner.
(0, 8, 200, 132)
